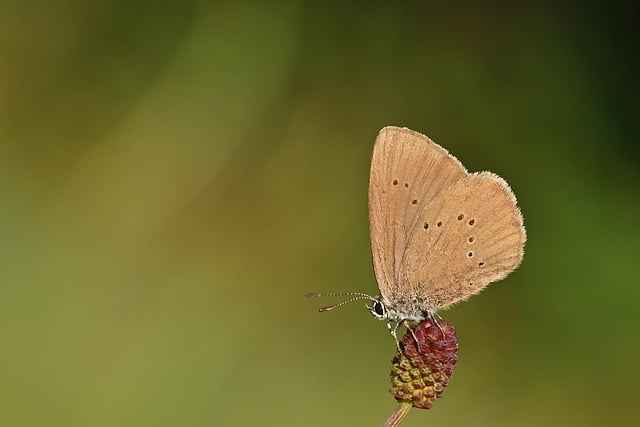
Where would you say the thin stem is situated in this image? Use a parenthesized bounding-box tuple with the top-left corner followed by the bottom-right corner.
(383, 402, 412, 427)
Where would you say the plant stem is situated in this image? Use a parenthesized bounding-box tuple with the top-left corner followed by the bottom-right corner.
(383, 402, 412, 427)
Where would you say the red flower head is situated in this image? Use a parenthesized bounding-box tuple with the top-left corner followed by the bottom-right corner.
(389, 318, 459, 409)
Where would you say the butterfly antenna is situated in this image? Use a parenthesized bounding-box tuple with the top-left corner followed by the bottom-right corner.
(305, 291, 375, 299)
(305, 292, 377, 312)
(315, 295, 374, 312)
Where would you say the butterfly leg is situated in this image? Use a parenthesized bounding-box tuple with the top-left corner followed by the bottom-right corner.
(431, 312, 446, 340)
(387, 322, 403, 353)
(401, 319, 421, 353)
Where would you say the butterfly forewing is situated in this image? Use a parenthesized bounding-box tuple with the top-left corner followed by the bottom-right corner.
(399, 172, 526, 311)
(368, 127, 467, 301)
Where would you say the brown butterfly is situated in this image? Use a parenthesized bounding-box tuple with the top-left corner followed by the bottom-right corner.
(308, 126, 526, 342)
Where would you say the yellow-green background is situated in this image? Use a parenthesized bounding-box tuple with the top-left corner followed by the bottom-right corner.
(1, 1, 638, 426)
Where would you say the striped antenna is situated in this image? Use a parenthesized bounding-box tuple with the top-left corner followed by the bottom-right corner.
(305, 292, 377, 312)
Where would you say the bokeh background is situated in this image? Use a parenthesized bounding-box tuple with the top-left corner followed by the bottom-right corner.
(1, 1, 638, 426)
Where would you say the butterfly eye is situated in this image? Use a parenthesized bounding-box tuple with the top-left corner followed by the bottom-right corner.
(372, 300, 386, 318)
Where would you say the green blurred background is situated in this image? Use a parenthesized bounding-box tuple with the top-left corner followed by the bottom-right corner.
(1, 1, 638, 426)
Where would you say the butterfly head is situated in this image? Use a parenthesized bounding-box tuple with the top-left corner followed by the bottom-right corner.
(368, 298, 388, 320)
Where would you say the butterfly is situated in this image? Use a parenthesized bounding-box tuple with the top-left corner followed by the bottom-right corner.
(308, 126, 526, 342)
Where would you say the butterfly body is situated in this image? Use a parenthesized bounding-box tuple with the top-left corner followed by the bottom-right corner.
(373, 295, 431, 323)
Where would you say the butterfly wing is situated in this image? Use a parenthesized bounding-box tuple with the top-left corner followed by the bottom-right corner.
(399, 171, 526, 311)
(368, 127, 467, 302)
